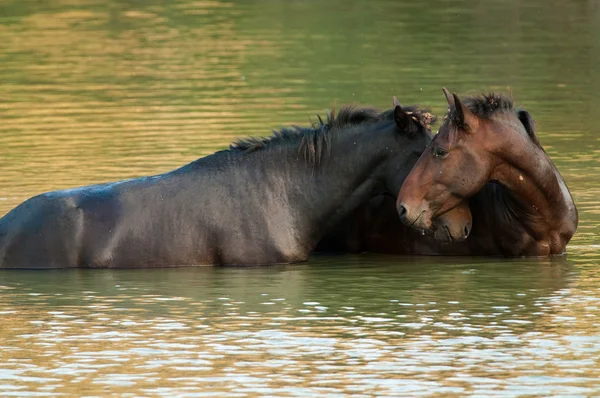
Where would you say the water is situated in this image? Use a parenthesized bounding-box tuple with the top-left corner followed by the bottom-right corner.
(1, 0, 600, 395)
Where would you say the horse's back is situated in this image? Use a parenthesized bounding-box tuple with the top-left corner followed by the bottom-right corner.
(0, 167, 303, 268)
(0, 149, 320, 268)
(0, 191, 85, 268)
(0, 179, 159, 268)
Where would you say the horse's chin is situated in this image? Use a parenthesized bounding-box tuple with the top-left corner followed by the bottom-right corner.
(433, 226, 468, 242)
(433, 226, 452, 242)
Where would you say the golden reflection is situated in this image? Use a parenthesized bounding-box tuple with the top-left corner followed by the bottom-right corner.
(0, 260, 597, 397)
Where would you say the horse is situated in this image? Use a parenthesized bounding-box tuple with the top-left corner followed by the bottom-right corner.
(396, 88, 578, 256)
(0, 97, 473, 268)
(316, 194, 472, 255)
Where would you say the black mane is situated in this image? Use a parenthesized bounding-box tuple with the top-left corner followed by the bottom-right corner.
(230, 103, 435, 166)
(230, 105, 381, 153)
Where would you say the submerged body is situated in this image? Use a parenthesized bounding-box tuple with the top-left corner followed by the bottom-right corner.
(0, 100, 470, 268)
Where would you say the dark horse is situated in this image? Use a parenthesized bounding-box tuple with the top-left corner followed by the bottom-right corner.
(0, 97, 472, 268)
(396, 89, 578, 256)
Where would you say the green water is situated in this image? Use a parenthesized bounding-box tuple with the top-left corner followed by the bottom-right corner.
(1, 0, 599, 396)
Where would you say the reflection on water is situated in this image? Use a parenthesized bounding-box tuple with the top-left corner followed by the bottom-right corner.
(1, 0, 600, 395)
(1, 258, 599, 396)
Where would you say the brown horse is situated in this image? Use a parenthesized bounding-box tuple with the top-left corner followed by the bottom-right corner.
(396, 89, 578, 256)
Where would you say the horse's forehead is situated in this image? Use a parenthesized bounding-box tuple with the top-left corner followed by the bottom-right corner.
(434, 123, 454, 145)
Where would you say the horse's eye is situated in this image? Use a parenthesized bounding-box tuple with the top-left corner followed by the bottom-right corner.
(433, 147, 448, 159)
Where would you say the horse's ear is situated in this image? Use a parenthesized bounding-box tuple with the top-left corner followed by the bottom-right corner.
(392, 96, 402, 108)
(394, 105, 419, 136)
(517, 109, 541, 146)
(452, 93, 465, 126)
(447, 91, 478, 131)
(517, 110, 535, 134)
(442, 87, 454, 107)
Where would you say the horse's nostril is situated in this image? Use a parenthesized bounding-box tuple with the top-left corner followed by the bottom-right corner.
(398, 204, 407, 218)
(464, 224, 471, 238)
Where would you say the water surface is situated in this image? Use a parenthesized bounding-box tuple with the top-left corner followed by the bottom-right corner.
(1, 0, 600, 396)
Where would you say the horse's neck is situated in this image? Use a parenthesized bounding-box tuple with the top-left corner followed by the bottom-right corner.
(490, 134, 577, 252)
(468, 184, 536, 255)
(285, 129, 392, 244)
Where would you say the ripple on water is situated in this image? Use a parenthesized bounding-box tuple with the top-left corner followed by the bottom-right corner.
(2, 277, 600, 395)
